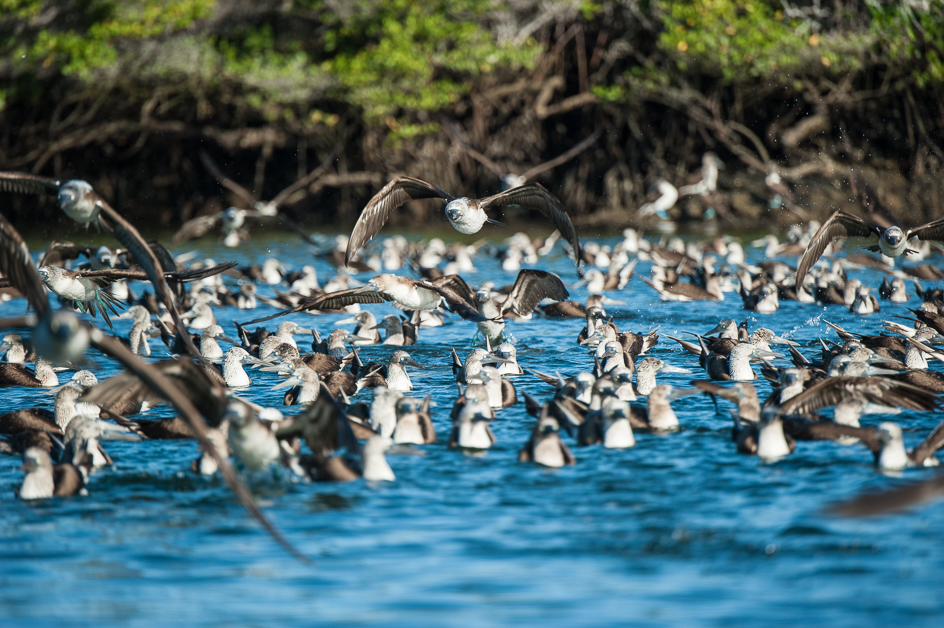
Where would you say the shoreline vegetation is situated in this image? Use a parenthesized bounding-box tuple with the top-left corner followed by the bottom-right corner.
(2, 0, 944, 233)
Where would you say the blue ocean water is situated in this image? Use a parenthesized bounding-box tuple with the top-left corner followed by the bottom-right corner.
(0, 233, 942, 627)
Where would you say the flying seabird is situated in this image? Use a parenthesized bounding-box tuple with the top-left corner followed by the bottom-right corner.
(795, 208, 944, 289)
(344, 176, 581, 267)
(170, 149, 336, 247)
(17, 446, 86, 499)
(0, 172, 201, 356)
(243, 273, 486, 326)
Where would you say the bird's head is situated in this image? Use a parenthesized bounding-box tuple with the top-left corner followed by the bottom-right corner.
(57, 180, 92, 211)
(883, 226, 904, 246)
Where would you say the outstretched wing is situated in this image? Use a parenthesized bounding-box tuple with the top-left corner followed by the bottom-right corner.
(795, 210, 879, 289)
(241, 287, 391, 326)
(428, 274, 477, 306)
(826, 472, 944, 517)
(0, 212, 49, 315)
(169, 214, 222, 247)
(418, 281, 487, 322)
(346, 176, 453, 265)
(93, 195, 200, 358)
(38, 240, 93, 268)
(908, 216, 944, 244)
(199, 150, 257, 208)
(479, 183, 581, 266)
(0, 171, 62, 196)
(500, 269, 569, 316)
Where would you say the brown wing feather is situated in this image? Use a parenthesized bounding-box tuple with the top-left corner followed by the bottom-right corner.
(38, 241, 93, 267)
(908, 216, 944, 243)
(500, 269, 569, 316)
(169, 214, 221, 247)
(478, 183, 581, 266)
(0, 212, 49, 316)
(429, 274, 477, 306)
(87, 332, 306, 560)
(910, 421, 944, 466)
(199, 150, 257, 208)
(242, 288, 390, 326)
(795, 211, 880, 288)
(417, 282, 487, 321)
(93, 196, 199, 357)
(826, 473, 944, 517)
(346, 176, 453, 265)
(781, 376, 938, 415)
(0, 172, 61, 196)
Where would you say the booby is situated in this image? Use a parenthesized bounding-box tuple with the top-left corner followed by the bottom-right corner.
(18, 446, 86, 499)
(345, 176, 581, 266)
(391, 397, 436, 445)
(795, 207, 944, 289)
(243, 273, 486, 326)
(273, 366, 322, 406)
(384, 350, 424, 392)
(336, 311, 381, 345)
(38, 265, 123, 328)
(518, 405, 575, 467)
(171, 148, 335, 247)
(199, 325, 237, 361)
(0, 333, 33, 363)
(0, 358, 58, 388)
(448, 399, 496, 450)
(634, 358, 691, 395)
(0, 172, 201, 356)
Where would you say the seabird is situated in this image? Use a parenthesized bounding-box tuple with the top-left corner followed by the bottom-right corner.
(243, 273, 486, 326)
(344, 176, 581, 267)
(518, 404, 575, 467)
(18, 446, 86, 499)
(391, 397, 436, 445)
(0, 172, 201, 356)
(795, 208, 944, 289)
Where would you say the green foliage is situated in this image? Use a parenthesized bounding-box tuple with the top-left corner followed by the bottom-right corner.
(869, 0, 944, 88)
(656, 0, 862, 82)
(10, 0, 214, 80)
(324, 0, 540, 122)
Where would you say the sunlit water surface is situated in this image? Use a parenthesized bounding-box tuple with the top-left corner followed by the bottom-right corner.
(1, 234, 943, 627)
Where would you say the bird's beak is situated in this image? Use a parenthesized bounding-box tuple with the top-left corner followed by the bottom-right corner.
(346, 334, 373, 343)
(704, 323, 726, 335)
(219, 335, 239, 346)
(481, 354, 512, 365)
(272, 376, 302, 390)
(0, 342, 11, 356)
(402, 357, 425, 369)
(667, 388, 699, 401)
(291, 327, 313, 335)
(659, 365, 692, 374)
(769, 335, 799, 346)
(335, 317, 360, 325)
(753, 349, 784, 360)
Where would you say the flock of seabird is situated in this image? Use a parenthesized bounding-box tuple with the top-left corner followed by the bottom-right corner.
(1, 162, 944, 560)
